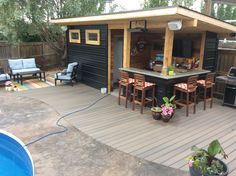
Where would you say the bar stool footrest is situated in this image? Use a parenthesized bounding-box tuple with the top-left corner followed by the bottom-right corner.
(175, 99, 195, 107)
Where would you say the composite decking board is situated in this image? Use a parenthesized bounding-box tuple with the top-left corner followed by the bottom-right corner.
(91, 106, 216, 146)
(71, 103, 136, 126)
(136, 111, 235, 159)
(11, 84, 236, 175)
(73, 104, 138, 126)
(158, 119, 236, 166)
(112, 108, 230, 153)
(79, 112, 141, 132)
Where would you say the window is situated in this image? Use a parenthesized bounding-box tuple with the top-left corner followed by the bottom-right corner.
(69, 29, 81, 43)
(85, 29, 100, 45)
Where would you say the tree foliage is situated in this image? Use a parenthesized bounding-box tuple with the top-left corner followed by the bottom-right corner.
(0, 0, 105, 64)
(143, 0, 236, 24)
(211, 3, 236, 21)
(144, 0, 193, 8)
(144, 0, 168, 8)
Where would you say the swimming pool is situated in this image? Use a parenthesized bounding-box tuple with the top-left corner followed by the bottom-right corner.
(0, 130, 34, 176)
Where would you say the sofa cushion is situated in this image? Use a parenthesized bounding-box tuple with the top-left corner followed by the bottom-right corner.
(8, 59, 23, 70)
(0, 74, 10, 81)
(55, 73, 71, 80)
(22, 58, 37, 69)
(12, 68, 40, 75)
(67, 62, 78, 76)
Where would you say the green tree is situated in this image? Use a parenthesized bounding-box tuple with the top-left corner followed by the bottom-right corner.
(232, 8, 236, 20)
(144, 0, 193, 8)
(172, 0, 193, 7)
(216, 4, 225, 20)
(144, 0, 168, 8)
(224, 5, 232, 20)
(0, 0, 105, 65)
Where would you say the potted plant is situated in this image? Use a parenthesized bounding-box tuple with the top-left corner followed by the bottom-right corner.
(168, 66, 175, 76)
(151, 107, 162, 120)
(161, 95, 176, 122)
(187, 140, 228, 176)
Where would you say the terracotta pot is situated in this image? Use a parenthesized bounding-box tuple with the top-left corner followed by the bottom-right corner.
(189, 159, 228, 176)
(152, 111, 162, 120)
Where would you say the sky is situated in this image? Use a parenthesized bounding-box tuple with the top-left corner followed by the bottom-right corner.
(112, 0, 202, 12)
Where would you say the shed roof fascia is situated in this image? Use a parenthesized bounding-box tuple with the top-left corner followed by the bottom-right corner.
(50, 7, 178, 24)
(177, 7, 236, 33)
(50, 6, 236, 33)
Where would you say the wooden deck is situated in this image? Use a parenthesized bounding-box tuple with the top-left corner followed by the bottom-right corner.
(10, 83, 236, 175)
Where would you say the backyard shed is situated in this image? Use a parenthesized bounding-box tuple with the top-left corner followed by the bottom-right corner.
(51, 6, 236, 98)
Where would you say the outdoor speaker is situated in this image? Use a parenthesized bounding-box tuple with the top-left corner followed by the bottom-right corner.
(168, 20, 182, 31)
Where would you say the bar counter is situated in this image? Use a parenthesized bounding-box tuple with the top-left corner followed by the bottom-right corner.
(120, 67, 210, 80)
(120, 67, 210, 105)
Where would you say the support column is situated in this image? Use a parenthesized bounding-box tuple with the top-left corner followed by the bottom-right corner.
(107, 29, 111, 94)
(163, 26, 174, 74)
(199, 32, 206, 69)
(123, 26, 131, 68)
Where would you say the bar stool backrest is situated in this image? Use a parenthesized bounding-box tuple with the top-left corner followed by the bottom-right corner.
(119, 71, 129, 85)
(134, 74, 145, 88)
(187, 75, 198, 91)
(205, 73, 215, 86)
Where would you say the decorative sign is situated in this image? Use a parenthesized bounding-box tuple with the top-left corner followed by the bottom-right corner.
(129, 20, 147, 32)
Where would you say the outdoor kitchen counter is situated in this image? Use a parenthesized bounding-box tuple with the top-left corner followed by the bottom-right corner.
(120, 67, 210, 80)
(120, 67, 210, 105)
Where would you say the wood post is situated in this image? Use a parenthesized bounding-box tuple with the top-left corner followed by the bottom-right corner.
(107, 29, 111, 94)
(199, 32, 206, 69)
(204, 0, 212, 16)
(123, 25, 131, 68)
(163, 26, 174, 72)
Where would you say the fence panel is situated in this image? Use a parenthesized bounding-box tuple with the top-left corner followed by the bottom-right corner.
(0, 42, 60, 71)
(215, 49, 236, 98)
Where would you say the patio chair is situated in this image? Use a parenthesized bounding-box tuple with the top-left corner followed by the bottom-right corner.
(0, 67, 10, 84)
(54, 62, 79, 86)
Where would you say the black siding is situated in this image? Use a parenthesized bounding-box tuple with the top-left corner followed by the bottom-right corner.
(203, 32, 218, 72)
(67, 25, 108, 89)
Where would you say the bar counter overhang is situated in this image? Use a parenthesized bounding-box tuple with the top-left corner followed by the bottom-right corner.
(120, 67, 210, 105)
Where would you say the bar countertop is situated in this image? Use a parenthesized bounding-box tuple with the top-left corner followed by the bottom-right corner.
(120, 67, 210, 80)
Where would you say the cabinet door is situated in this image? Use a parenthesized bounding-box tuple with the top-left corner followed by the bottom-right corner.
(223, 86, 236, 106)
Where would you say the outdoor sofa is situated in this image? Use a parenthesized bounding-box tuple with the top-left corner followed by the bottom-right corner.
(8, 58, 41, 79)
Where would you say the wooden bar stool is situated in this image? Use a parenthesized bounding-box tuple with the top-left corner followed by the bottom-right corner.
(173, 76, 198, 117)
(197, 73, 215, 110)
(132, 74, 155, 114)
(118, 71, 134, 108)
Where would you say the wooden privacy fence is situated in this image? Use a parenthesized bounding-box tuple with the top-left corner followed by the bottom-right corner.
(0, 42, 60, 71)
(214, 48, 236, 98)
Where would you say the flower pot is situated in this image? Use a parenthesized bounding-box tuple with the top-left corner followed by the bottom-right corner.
(161, 113, 174, 122)
(189, 159, 228, 176)
(152, 111, 162, 120)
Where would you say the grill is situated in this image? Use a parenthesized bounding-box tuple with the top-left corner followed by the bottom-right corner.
(216, 67, 236, 107)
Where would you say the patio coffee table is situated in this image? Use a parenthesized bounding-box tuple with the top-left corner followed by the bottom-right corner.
(17, 71, 46, 85)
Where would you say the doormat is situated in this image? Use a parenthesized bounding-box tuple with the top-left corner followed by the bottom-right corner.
(13, 79, 54, 91)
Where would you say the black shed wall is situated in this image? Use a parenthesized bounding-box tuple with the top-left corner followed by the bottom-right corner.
(203, 31, 218, 72)
(67, 24, 108, 89)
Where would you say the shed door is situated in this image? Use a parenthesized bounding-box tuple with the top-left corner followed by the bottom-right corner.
(113, 37, 123, 84)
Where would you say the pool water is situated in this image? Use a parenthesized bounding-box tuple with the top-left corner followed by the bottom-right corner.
(0, 151, 31, 176)
(0, 131, 34, 176)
